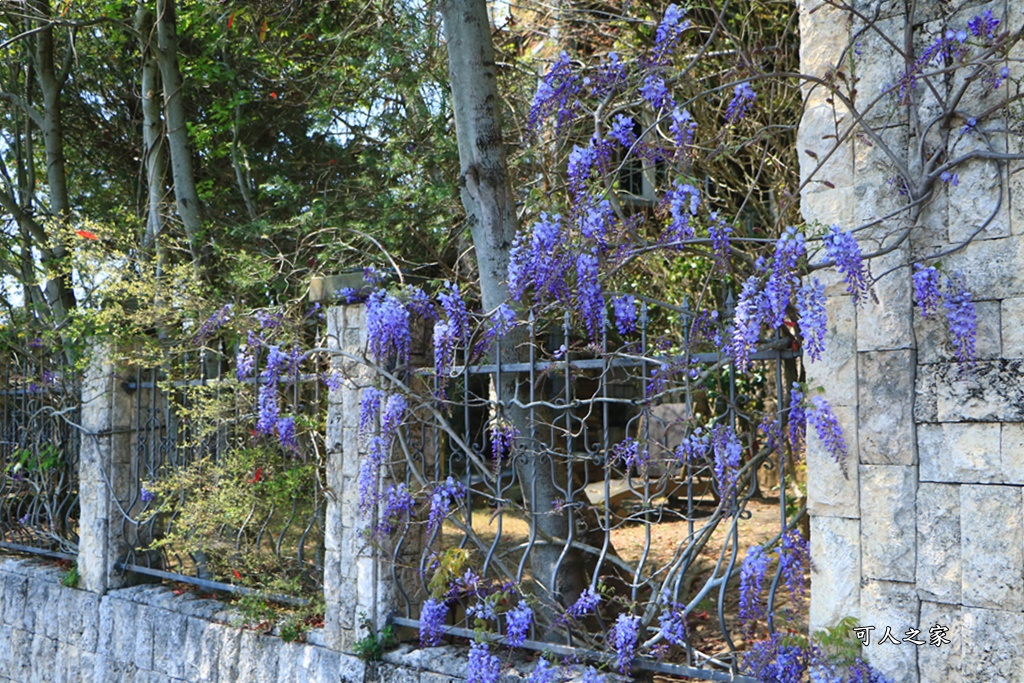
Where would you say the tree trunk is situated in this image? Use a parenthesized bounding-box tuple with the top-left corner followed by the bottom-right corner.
(154, 0, 202, 262)
(136, 4, 168, 253)
(30, 0, 76, 321)
(440, 0, 588, 625)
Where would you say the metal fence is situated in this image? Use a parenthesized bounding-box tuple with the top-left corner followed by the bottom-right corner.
(117, 348, 328, 599)
(381, 301, 803, 680)
(0, 353, 80, 560)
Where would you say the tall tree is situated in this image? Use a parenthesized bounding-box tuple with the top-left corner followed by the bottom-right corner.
(441, 0, 589, 619)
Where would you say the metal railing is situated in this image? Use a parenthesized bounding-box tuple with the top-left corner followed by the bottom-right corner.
(374, 301, 803, 680)
(118, 348, 327, 598)
(0, 355, 80, 559)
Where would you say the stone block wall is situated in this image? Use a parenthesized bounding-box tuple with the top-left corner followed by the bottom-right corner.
(801, 0, 1024, 681)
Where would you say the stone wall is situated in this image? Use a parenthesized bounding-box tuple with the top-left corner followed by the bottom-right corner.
(801, 1, 1024, 681)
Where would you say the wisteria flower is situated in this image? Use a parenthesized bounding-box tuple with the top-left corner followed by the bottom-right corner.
(808, 397, 848, 477)
(612, 613, 640, 675)
(467, 641, 501, 683)
(942, 272, 976, 363)
(797, 279, 827, 362)
(367, 290, 411, 364)
(611, 294, 638, 335)
(738, 545, 771, 626)
(427, 476, 465, 534)
(725, 82, 757, 122)
(420, 598, 448, 646)
(822, 225, 871, 304)
(566, 587, 601, 619)
(505, 601, 533, 646)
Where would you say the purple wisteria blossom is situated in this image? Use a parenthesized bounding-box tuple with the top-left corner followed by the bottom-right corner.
(968, 9, 1000, 38)
(489, 419, 519, 466)
(607, 114, 636, 148)
(581, 667, 604, 683)
(419, 598, 448, 646)
(505, 601, 533, 647)
(669, 107, 696, 150)
(658, 601, 688, 646)
(322, 371, 343, 392)
(612, 613, 640, 676)
(236, 347, 255, 381)
(822, 225, 871, 304)
(612, 295, 638, 335)
(467, 642, 501, 683)
(738, 545, 771, 627)
(427, 476, 465, 534)
(711, 425, 742, 498)
(140, 486, 156, 503)
(808, 396, 849, 477)
(652, 4, 690, 65)
(568, 144, 598, 200)
(675, 428, 710, 464)
(256, 384, 279, 435)
(276, 416, 297, 451)
(433, 319, 457, 382)
(708, 215, 732, 272)
(640, 74, 673, 110)
(366, 290, 411, 364)
(942, 273, 977, 363)
(613, 437, 649, 472)
(530, 52, 579, 132)
(529, 659, 558, 683)
(590, 52, 627, 97)
(663, 182, 700, 245)
(725, 82, 757, 122)
(263, 345, 289, 384)
(797, 278, 827, 362)
(359, 387, 381, 439)
(358, 436, 388, 510)
(575, 249, 604, 340)
(566, 587, 601, 619)
(778, 528, 811, 602)
(913, 265, 942, 318)
(731, 275, 764, 372)
(194, 303, 233, 343)
(374, 483, 415, 536)
(439, 282, 470, 342)
(509, 213, 570, 306)
(578, 200, 614, 243)
(381, 393, 407, 438)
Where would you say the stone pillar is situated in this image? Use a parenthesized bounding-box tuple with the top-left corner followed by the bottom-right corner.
(323, 304, 428, 651)
(801, 1, 1024, 681)
(77, 342, 136, 595)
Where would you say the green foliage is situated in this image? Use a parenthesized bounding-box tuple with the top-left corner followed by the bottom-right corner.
(6, 445, 62, 476)
(60, 563, 79, 589)
(813, 616, 864, 668)
(427, 548, 473, 599)
(352, 618, 396, 660)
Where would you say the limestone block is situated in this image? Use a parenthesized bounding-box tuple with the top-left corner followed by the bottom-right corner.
(859, 580, 919, 683)
(338, 652, 369, 682)
(808, 405, 859, 517)
(916, 483, 961, 604)
(1002, 297, 1024, 359)
(131, 605, 156, 671)
(809, 515, 861, 632)
(24, 579, 45, 634)
(804, 293, 857, 408)
(858, 350, 916, 465)
(1002, 423, 1024, 484)
(342, 426, 362, 479)
(947, 156, 1011, 243)
(916, 360, 1024, 423)
(274, 641, 301, 683)
(961, 485, 1024, 610)
(215, 625, 240, 682)
(40, 584, 60, 641)
(798, 104, 856, 225)
(860, 465, 917, 582)
(1011, 126, 1024, 237)
(917, 299, 1000, 363)
(918, 601, 961, 683)
(28, 633, 57, 681)
(941, 236, 1024, 300)
(181, 617, 208, 683)
(857, 248, 914, 352)
(961, 606, 1024, 681)
(918, 422, 1000, 484)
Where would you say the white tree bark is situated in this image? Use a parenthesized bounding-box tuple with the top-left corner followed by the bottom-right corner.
(441, 0, 588, 620)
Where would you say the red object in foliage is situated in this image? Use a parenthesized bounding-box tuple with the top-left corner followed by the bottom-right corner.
(227, 12, 235, 29)
(76, 230, 98, 240)
(249, 467, 263, 484)
(270, 92, 278, 100)
(233, 569, 242, 580)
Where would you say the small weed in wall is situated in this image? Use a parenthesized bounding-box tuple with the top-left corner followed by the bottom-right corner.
(353, 616, 395, 661)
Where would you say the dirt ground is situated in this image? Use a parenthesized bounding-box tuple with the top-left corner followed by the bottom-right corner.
(442, 493, 810, 677)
